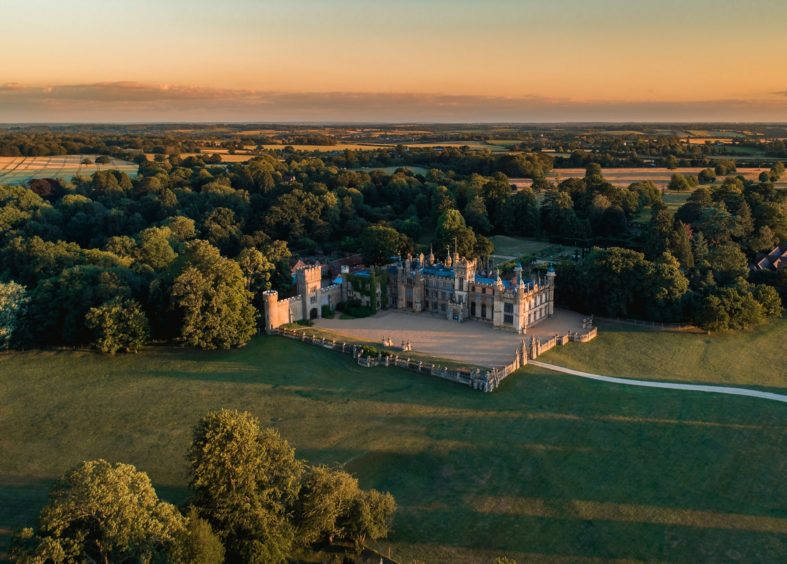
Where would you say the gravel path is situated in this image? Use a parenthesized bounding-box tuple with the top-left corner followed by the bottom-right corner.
(530, 361, 787, 404)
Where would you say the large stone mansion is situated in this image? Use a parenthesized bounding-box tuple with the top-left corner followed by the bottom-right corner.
(264, 249, 556, 334)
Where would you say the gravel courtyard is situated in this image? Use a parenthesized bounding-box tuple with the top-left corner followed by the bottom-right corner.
(314, 308, 589, 367)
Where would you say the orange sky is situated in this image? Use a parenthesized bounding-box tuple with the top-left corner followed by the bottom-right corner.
(2, 0, 787, 121)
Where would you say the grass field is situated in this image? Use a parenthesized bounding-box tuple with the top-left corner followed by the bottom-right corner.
(489, 235, 579, 268)
(1, 337, 785, 562)
(490, 235, 555, 258)
(0, 155, 138, 185)
(354, 165, 431, 176)
(543, 318, 787, 389)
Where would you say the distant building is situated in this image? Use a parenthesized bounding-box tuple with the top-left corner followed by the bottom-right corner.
(264, 250, 556, 334)
(752, 245, 786, 272)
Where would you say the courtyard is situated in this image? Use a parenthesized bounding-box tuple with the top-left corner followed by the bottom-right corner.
(314, 308, 590, 368)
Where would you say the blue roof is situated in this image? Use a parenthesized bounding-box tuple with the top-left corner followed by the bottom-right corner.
(422, 265, 454, 278)
(474, 274, 496, 285)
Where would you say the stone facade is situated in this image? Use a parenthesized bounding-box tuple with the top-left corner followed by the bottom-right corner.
(263, 265, 342, 331)
(387, 250, 555, 334)
(263, 253, 556, 334)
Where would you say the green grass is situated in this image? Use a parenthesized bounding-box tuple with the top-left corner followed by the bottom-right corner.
(543, 318, 787, 389)
(490, 235, 554, 258)
(662, 191, 692, 212)
(354, 165, 430, 176)
(1, 337, 786, 563)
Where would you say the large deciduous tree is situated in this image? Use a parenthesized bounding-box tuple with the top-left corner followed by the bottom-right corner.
(85, 297, 150, 353)
(187, 409, 304, 563)
(11, 460, 185, 564)
(433, 209, 477, 258)
(359, 225, 411, 266)
(171, 240, 256, 349)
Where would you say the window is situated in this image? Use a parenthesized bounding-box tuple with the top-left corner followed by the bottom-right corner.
(440, 304, 446, 313)
(504, 303, 513, 314)
(471, 302, 476, 316)
(504, 314, 513, 324)
(481, 303, 487, 318)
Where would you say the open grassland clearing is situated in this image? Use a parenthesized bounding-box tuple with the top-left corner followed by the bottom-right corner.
(543, 317, 787, 389)
(0, 155, 137, 185)
(353, 165, 430, 176)
(0, 337, 785, 563)
(490, 235, 579, 268)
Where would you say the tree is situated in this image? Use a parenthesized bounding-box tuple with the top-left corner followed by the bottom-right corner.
(188, 409, 304, 563)
(698, 285, 764, 331)
(698, 168, 716, 184)
(172, 240, 256, 349)
(708, 243, 748, 286)
(433, 209, 477, 258)
(748, 225, 778, 253)
(340, 489, 396, 549)
(85, 297, 150, 353)
(359, 225, 411, 266)
(463, 196, 492, 234)
(645, 252, 689, 320)
(169, 507, 225, 564)
(669, 221, 694, 269)
(11, 460, 184, 564)
(296, 466, 360, 544)
(0, 281, 28, 350)
(752, 283, 783, 319)
(667, 173, 696, 191)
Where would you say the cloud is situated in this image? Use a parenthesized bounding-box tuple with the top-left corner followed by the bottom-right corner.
(1, 82, 786, 123)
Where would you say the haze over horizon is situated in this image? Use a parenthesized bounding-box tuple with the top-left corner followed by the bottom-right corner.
(2, 0, 787, 123)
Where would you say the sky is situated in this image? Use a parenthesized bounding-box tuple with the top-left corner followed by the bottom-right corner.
(1, 0, 787, 122)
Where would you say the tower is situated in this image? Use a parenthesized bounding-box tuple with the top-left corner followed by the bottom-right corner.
(263, 290, 281, 332)
(546, 265, 556, 317)
(296, 265, 322, 321)
(453, 256, 476, 320)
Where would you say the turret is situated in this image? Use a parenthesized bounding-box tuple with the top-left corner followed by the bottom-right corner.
(263, 290, 280, 332)
(546, 264, 556, 317)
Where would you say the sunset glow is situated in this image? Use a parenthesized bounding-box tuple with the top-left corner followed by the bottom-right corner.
(2, 0, 787, 121)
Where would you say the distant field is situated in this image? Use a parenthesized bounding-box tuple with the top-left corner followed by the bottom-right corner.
(354, 165, 430, 176)
(511, 166, 786, 190)
(0, 155, 138, 185)
(258, 143, 387, 152)
(543, 317, 787, 389)
(1, 337, 785, 563)
(401, 141, 508, 152)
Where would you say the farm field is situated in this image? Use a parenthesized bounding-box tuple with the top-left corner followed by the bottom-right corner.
(543, 317, 787, 389)
(1, 337, 785, 563)
(0, 155, 138, 185)
(513, 167, 786, 190)
(258, 143, 389, 152)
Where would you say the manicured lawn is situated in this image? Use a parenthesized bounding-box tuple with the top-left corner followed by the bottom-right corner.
(1, 337, 785, 562)
(543, 318, 787, 389)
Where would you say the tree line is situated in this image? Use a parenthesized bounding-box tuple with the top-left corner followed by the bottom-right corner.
(0, 149, 784, 352)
